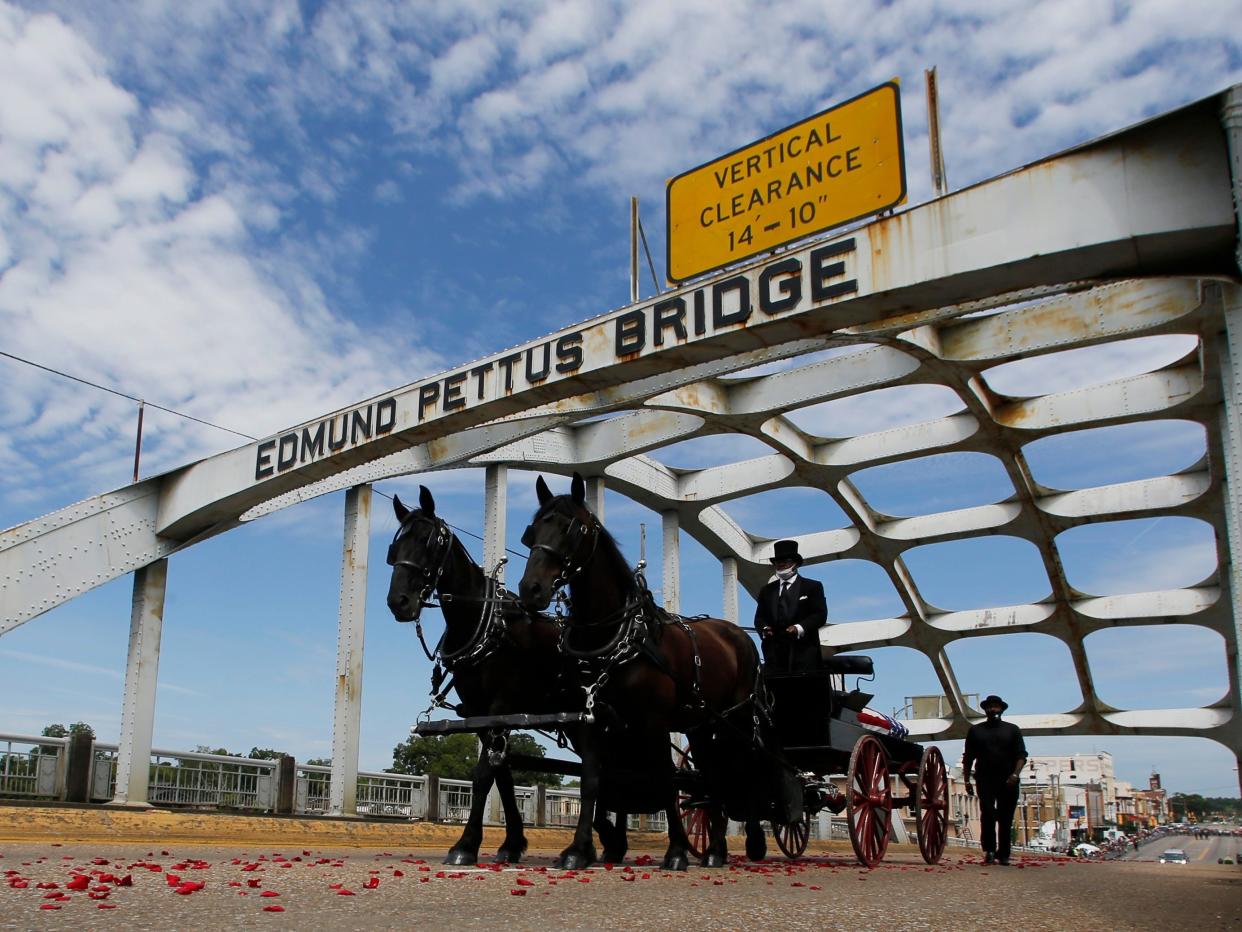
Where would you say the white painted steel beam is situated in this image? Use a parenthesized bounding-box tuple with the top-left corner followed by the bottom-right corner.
(148, 93, 1235, 543)
(110, 559, 167, 807)
(483, 465, 507, 582)
(662, 511, 680, 615)
(329, 485, 371, 816)
(584, 476, 606, 524)
(721, 557, 739, 626)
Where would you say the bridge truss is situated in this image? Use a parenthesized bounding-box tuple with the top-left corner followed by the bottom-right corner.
(3, 85, 1242, 802)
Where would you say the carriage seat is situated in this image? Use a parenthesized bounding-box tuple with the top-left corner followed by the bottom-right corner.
(820, 651, 874, 677)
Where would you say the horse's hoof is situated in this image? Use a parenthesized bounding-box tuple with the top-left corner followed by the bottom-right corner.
(443, 850, 478, 866)
(661, 853, 689, 872)
(702, 852, 726, 868)
(495, 839, 528, 864)
(602, 850, 627, 864)
(746, 839, 767, 861)
(556, 851, 592, 870)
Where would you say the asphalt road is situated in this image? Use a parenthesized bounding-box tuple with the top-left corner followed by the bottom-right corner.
(1123, 831, 1242, 864)
(3, 841, 1241, 931)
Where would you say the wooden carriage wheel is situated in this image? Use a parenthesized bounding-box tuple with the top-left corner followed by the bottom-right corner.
(914, 746, 949, 864)
(773, 814, 811, 859)
(846, 734, 892, 867)
(674, 747, 709, 859)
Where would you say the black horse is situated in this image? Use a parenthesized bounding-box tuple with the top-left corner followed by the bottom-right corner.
(385, 486, 630, 865)
(517, 473, 779, 870)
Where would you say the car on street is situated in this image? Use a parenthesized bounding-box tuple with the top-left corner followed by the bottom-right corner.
(1158, 848, 1189, 864)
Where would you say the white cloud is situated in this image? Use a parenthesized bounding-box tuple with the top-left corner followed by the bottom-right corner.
(0, 2, 444, 510)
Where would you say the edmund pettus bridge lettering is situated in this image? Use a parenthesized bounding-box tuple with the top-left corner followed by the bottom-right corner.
(252, 238, 859, 482)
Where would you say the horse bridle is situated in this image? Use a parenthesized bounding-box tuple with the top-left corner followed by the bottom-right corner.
(521, 507, 601, 589)
(386, 514, 453, 624)
(388, 513, 515, 673)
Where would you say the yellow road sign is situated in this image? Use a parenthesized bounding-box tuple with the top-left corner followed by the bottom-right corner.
(666, 81, 905, 283)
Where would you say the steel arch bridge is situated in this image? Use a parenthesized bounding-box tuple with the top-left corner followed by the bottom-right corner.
(4, 85, 1242, 807)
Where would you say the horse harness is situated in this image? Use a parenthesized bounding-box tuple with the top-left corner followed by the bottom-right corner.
(564, 567, 707, 722)
(387, 515, 526, 716)
(521, 510, 601, 589)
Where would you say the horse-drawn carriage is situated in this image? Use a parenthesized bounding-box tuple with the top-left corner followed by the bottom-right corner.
(386, 476, 949, 870)
(677, 653, 949, 867)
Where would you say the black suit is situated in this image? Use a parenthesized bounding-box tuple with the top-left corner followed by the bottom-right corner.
(963, 719, 1027, 861)
(753, 574, 827, 673)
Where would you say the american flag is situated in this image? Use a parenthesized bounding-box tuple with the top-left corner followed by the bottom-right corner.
(857, 707, 909, 740)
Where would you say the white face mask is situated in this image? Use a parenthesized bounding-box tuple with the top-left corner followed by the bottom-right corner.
(775, 567, 796, 581)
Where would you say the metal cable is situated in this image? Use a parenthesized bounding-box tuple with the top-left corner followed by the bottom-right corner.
(637, 217, 663, 295)
(1, 349, 257, 440)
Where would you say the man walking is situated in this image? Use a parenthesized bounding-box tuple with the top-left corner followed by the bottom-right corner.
(963, 694, 1027, 865)
(753, 540, 827, 673)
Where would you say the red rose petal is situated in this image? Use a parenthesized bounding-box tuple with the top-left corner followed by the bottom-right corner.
(362, 876, 379, 889)
(337, 889, 356, 896)
(98, 903, 118, 909)
(510, 889, 527, 896)
(39, 904, 62, 910)
(260, 890, 280, 897)
(263, 905, 285, 912)
(66, 875, 90, 890)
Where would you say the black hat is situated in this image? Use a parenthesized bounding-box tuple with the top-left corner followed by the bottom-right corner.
(769, 540, 803, 565)
(981, 694, 1009, 711)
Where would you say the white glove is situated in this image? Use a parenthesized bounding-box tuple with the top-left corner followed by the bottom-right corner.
(792, 624, 804, 638)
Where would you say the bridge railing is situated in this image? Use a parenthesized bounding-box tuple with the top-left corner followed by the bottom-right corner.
(90, 742, 280, 810)
(544, 788, 581, 827)
(294, 764, 428, 818)
(2, 731, 596, 826)
(0, 734, 66, 799)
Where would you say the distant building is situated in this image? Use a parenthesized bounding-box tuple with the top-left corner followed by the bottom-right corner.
(1020, 752, 1118, 829)
(946, 764, 981, 844)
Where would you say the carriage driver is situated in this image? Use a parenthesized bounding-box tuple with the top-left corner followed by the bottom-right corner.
(753, 540, 828, 674)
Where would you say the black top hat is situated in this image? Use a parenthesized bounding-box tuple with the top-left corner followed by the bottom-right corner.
(769, 540, 803, 565)
(981, 694, 1009, 711)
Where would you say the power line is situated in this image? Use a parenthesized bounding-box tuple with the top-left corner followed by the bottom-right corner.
(4, 348, 533, 557)
(1, 349, 258, 441)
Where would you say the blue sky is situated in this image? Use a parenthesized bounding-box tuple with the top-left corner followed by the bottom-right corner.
(2, 0, 1242, 798)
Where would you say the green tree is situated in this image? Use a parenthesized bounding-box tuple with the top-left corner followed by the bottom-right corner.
(507, 733, 562, 787)
(248, 747, 288, 761)
(306, 757, 332, 767)
(1170, 792, 1209, 821)
(390, 733, 477, 779)
(388, 732, 562, 786)
(1203, 796, 1242, 819)
(39, 722, 94, 755)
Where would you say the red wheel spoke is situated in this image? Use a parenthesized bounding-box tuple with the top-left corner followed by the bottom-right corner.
(915, 746, 948, 865)
(848, 736, 892, 868)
